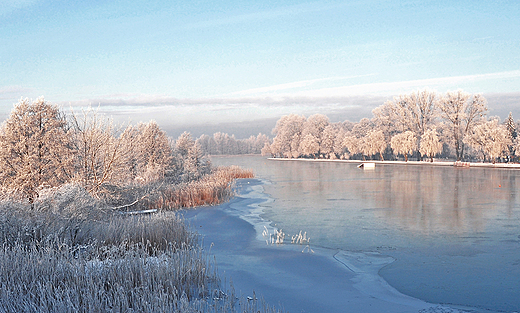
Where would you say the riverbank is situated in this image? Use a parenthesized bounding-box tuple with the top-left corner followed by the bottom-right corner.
(183, 179, 469, 313)
(268, 157, 520, 169)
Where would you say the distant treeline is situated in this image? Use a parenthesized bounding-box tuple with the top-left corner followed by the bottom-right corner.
(264, 90, 519, 163)
(196, 132, 271, 155)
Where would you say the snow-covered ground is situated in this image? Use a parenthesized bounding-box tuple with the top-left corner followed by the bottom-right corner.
(183, 179, 481, 313)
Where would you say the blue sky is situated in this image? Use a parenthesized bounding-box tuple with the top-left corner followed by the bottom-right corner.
(1, 0, 519, 136)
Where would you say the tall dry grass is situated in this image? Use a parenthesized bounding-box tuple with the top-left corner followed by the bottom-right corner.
(149, 166, 254, 211)
(0, 167, 281, 312)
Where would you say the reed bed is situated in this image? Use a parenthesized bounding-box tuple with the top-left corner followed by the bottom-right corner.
(0, 166, 281, 312)
(151, 166, 254, 211)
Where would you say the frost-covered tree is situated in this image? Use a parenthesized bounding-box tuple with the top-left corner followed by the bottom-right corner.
(464, 121, 488, 161)
(70, 107, 125, 195)
(390, 131, 417, 162)
(121, 121, 172, 183)
(363, 130, 386, 161)
(301, 114, 329, 156)
(197, 132, 270, 155)
(196, 134, 217, 155)
(485, 121, 510, 163)
(375, 90, 437, 159)
(332, 128, 347, 159)
(371, 103, 395, 137)
(0, 97, 74, 201)
(343, 135, 361, 160)
(514, 140, 520, 161)
(505, 112, 517, 158)
(299, 134, 320, 157)
(437, 90, 488, 160)
(466, 119, 510, 163)
(119, 124, 140, 180)
(270, 114, 306, 158)
(350, 118, 373, 139)
(261, 141, 272, 156)
(213, 132, 239, 155)
(320, 125, 336, 158)
(175, 132, 209, 182)
(419, 128, 443, 162)
(252, 133, 270, 154)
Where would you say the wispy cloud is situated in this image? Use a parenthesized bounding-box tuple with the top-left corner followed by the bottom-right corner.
(227, 74, 378, 96)
(0, 85, 33, 101)
(58, 70, 520, 110)
(180, 1, 348, 31)
(0, 0, 41, 16)
(59, 93, 385, 110)
(258, 70, 520, 98)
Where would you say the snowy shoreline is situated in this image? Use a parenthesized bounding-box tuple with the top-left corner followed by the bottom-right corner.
(268, 157, 520, 169)
(183, 178, 474, 313)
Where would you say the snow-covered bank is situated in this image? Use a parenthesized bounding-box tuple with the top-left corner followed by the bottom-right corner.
(269, 157, 520, 169)
(183, 179, 469, 313)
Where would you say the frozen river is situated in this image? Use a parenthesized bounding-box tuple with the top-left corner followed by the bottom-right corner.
(210, 155, 520, 312)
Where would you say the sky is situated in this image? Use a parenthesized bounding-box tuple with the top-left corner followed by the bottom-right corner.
(1, 0, 519, 137)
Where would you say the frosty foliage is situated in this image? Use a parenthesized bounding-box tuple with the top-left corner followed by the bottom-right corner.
(343, 135, 361, 158)
(465, 118, 510, 163)
(302, 113, 330, 156)
(70, 107, 126, 195)
(320, 124, 337, 158)
(390, 131, 417, 162)
(0, 99, 214, 202)
(121, 121, 173, 183)
(379, 90, 437, 136)
(0, 97, 74, 202)
(0, 180, 281, 313)
(437, 90, 488, 160)
(506, 112, 517, 140)
(0, 98, 284, 313)
(197, 132, 271, 156)
(174, 132, 210, 182)
(363, 130, 386, 161)
(299, 134, 320, 157)
(270, 89, 512, 162)
(270, 114, 306, 158)
(420, 128, 443, 162)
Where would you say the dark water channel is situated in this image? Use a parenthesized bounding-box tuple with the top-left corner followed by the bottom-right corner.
(211, 155, 520, 312)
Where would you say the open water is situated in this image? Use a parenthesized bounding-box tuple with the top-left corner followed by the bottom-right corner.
(211, 155, 520, 312)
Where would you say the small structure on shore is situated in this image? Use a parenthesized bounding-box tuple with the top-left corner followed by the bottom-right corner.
(358, 162, 376, 170)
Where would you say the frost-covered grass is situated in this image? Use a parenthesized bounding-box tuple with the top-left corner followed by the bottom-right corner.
(0, 168, 280, 313)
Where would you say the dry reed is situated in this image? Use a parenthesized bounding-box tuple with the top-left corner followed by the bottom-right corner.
(0, 167, 282, 312)
(151, 166, 254, 211)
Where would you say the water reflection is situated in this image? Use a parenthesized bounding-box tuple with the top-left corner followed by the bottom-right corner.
(211, 156, 520, 243)
(361, 166, 518, 236)
(210, 156, 520, 311)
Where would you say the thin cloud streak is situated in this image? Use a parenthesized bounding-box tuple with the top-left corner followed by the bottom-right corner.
(0, 0, 40, 16)
(180, 1, 349, 31)
(273, 70, 520, 98)
(0, 85, 32, 95)
(0, 85, 34, 102)
(58, 94, 385, 109)
(58, 70, 520, 111)
(227, 74, 378, 96)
